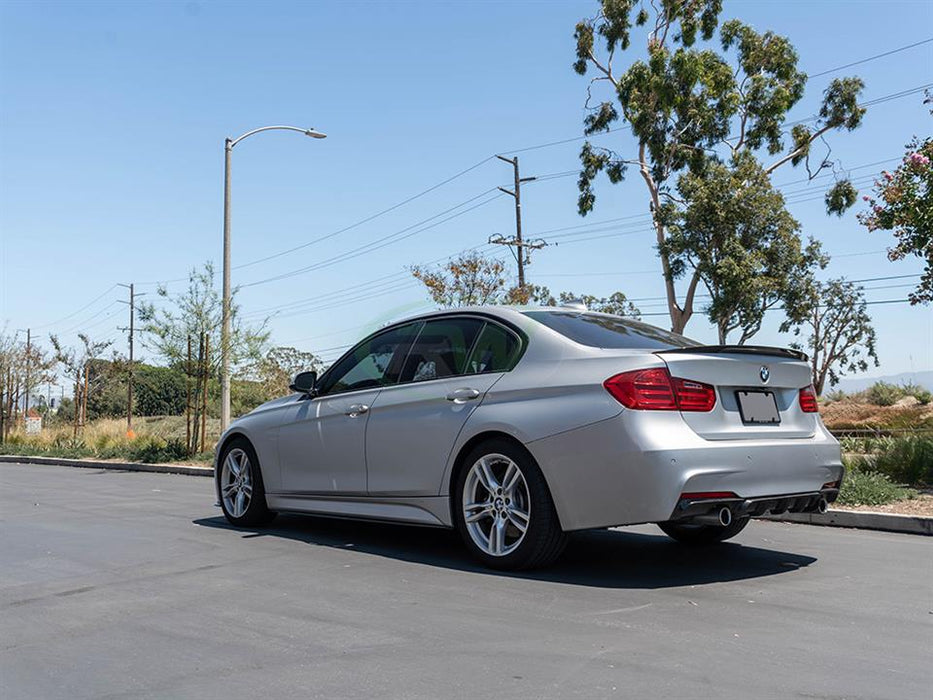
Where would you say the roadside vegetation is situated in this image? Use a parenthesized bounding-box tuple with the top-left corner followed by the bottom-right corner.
(2, 417, 215, 464)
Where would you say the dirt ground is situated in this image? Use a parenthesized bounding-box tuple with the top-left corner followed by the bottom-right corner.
(836, 493, 933, 517)
(820, 397, 933, 430)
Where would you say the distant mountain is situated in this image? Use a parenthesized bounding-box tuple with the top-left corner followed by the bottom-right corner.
(834, 371, 933, 394)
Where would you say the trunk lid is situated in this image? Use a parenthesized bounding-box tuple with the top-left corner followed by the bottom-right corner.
(655, 346, 816, 440)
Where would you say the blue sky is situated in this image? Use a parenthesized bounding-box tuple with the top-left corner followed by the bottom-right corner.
(1, 0, 931, 381)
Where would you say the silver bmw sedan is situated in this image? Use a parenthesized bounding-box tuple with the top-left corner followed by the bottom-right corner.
(215, 306, 843, 570)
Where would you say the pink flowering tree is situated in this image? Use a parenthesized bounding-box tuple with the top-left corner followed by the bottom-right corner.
(858, 123, 932, 304)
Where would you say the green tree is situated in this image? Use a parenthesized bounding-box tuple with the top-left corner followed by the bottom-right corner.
(252, 346, 323, 400)
(134, 365, 188, 416)
(139, 261, 269, 378)
(411, 252, 510, 307)
(858, 99, 932, 304)
(663, 152, 827, 343)
(49, 333, 114, 432)
(411, 252, 641, 316)
(573, 1, 865, 333)
(780, 278, 878, 395)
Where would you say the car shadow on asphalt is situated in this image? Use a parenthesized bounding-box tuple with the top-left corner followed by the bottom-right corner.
(193, 514, 816, 589)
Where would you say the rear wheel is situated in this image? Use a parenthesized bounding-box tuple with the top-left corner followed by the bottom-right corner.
(658, 516, 750, 545)
(453, 439, 566, 570)
(218, 437, 276, 527)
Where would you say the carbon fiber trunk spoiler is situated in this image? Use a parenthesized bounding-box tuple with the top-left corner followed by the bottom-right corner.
(656, 344, 809, 362)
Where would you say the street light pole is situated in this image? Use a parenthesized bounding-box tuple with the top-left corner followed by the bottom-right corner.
(220, 125, 327, 432)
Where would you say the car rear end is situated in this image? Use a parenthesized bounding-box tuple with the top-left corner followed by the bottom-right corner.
(517, 310, 843, 531)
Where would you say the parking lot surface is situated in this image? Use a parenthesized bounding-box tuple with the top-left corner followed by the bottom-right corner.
(1, 463, 930, 699)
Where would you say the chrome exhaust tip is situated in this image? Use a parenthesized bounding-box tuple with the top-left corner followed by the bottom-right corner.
(718, 507, 733, 527)
(817, 497, 828, 514)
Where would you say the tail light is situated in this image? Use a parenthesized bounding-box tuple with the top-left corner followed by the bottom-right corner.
(604, 368, 716, 412)
(799, 385, 819, 413)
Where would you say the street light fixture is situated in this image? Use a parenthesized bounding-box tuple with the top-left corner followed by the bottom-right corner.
(221, 125, 327, 431)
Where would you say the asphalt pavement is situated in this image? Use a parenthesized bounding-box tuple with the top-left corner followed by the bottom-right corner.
(1, 463, 930, 700)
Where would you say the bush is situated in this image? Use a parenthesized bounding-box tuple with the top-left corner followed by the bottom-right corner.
(128, 437, 189, 464)
(870, 436, 933, 486)
(914, 389, 932, 406)
(839, 458, 917, 506)
(865, 381, 903, 406)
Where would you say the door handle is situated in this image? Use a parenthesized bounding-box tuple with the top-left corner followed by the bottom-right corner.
(345, 403, 369, 417)
(446, 388, 481, 403)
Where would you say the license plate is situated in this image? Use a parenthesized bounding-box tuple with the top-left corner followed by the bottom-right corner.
(736, 390, 780, 424)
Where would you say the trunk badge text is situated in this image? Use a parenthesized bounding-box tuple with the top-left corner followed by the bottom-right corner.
(759, 366, 770, 383)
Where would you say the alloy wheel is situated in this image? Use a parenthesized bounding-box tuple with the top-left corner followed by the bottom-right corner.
(462, 453, 531, 556)
(221, 447, 253, 518)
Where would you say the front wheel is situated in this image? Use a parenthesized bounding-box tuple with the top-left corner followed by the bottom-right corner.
(453, 439, 566, 570)
(658, 516, 750, 545)
(217, 437, 276, 527)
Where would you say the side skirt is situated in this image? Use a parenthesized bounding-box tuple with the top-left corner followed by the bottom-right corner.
(266, 492, 453, 528)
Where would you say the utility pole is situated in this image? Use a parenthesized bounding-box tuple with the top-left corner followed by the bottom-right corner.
(490, 155, 547, 290)
(23, 328, 30, 420)
(118, 283, 144, 435)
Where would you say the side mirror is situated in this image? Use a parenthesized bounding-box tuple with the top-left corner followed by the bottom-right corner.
(289, 370, 318, 395)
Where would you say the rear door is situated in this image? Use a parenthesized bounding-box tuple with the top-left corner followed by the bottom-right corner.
(656, 348, 816, 440)
(365, 318, 518, 496)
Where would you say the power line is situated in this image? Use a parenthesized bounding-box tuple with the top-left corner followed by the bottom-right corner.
(240, 191, 505, 288)
(31, 285, 118, 330)
(808, 37, 933, 78)
(234, 156, 496, 271)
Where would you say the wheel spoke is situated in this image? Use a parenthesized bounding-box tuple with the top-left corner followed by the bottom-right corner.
(507, 508, 529, 533)
(235, 490, 246, 517)
(502, 462, 520, 495)
(477, 457, 500, 494)
(222, 482, 238, 497)
(464, 501, 492, 523)
(241, 483, 252, 498)
(490, 518, 507, 555)
(224, 453, 239, 478)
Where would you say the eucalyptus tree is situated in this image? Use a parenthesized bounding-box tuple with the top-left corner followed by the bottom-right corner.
(780, 278, 878, 395)
(573, 0, 865, 334)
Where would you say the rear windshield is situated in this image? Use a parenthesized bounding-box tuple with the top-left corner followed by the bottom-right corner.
(523, 310, 699, 350)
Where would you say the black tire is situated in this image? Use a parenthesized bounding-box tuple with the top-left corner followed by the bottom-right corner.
(658, 516, 750, 545)
(453, 438, 567, 570)
(217, 436, 276, 527)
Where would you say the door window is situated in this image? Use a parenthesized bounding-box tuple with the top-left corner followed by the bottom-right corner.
(399, 318, 484, 383)
(465, 322, 520, 374)
(317, 323, 421, 395)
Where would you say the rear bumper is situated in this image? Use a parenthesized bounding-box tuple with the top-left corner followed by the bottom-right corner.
(526, 410, 844, 531)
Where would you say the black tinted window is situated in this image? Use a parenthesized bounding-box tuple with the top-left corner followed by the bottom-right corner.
(400, 318, 484, 383)
(319, 323, 420, 395)
(466, 323, 519, 374)
(524, 311, 698, 350)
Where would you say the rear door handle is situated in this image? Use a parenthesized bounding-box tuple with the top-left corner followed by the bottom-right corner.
(345, 403, 369, 417)
(446, 388, 481, 403)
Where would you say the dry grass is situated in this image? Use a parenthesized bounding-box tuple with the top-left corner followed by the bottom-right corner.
(2, 416, 220, 464)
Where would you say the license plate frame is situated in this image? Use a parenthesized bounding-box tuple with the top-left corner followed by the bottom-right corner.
(736, 390, 781, 425)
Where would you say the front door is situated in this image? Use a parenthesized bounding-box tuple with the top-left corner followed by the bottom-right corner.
(278, 322, 420, 494)
(365, 318, 520, 496)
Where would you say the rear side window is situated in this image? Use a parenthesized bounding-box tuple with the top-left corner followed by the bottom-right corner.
(466, 322, 520, 374)
(400, 318, 485, 383)
(523, 310, 698, 350)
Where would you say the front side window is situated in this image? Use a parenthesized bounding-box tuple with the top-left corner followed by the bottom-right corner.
(318, 323, 421, 395)
(399, 318, 484, 383)
(465, 322, 520, 374)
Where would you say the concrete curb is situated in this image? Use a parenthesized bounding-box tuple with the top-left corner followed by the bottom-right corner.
(760, 509, 932, 536)
(0, 454, 213, 478)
